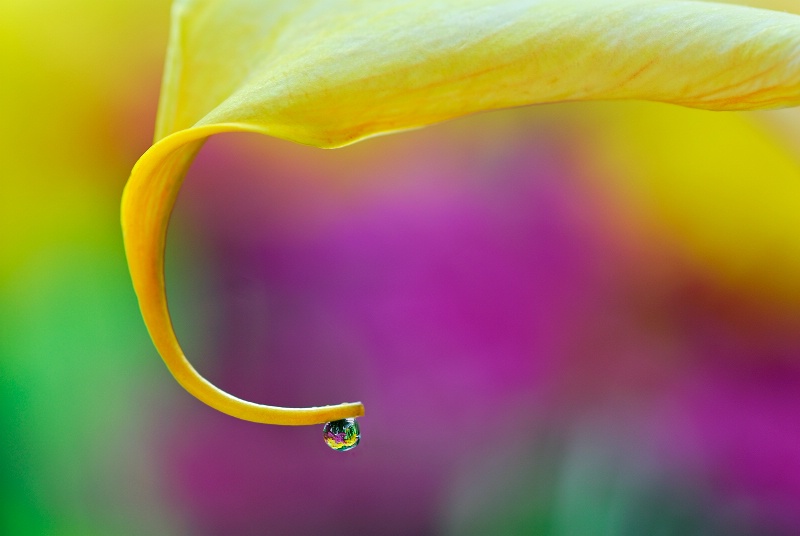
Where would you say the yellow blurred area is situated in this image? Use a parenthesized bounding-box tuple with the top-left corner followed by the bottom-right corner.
(0, 0, 169, 282)
(582, 101, 800, 310)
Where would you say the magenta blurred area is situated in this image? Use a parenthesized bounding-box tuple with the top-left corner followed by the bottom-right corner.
(154, 116, 800, 535)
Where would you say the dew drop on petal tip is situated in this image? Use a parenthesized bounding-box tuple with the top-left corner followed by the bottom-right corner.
(323, 418, 360, 452)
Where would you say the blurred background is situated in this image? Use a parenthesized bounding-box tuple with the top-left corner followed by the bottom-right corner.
(3, 1, 800, 535)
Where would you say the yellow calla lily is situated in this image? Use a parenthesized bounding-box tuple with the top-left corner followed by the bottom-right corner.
(122, 0, 800, 425)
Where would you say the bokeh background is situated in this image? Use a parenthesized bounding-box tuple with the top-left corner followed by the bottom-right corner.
(3, 1, 800, 535)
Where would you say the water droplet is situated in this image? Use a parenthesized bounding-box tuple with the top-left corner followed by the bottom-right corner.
(323, 418, 360, 451)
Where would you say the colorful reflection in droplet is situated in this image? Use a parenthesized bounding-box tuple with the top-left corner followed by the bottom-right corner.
(323, 418, 360, 452)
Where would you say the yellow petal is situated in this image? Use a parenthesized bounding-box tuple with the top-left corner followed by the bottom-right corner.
(720, 0, 800, 14)
(122, 0, 800, 425)
(156, 0, 800, 146)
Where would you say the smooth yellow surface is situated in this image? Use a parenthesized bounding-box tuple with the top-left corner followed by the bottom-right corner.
(122, 0, 800, 425)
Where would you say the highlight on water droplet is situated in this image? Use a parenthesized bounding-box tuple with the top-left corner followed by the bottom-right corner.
(323, 418, 360, 451)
